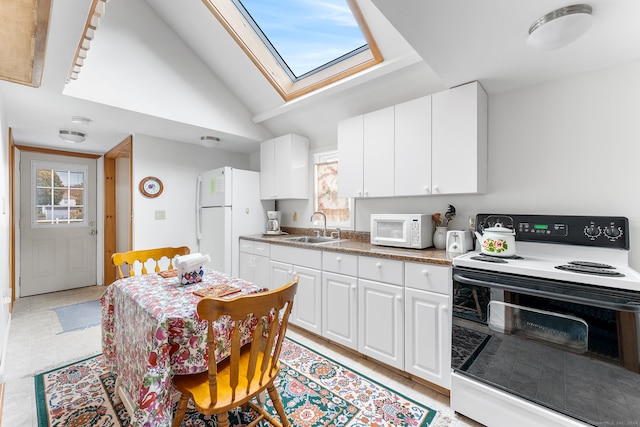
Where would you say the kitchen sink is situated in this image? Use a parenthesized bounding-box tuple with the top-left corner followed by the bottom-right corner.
(282, 236, 343, 244)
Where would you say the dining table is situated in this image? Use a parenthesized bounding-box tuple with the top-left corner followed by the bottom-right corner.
(100, 268, 266, 427)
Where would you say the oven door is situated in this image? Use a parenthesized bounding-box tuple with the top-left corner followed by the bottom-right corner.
(451, 266, 640, 426)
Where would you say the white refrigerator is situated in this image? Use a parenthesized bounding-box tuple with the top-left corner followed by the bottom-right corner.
(197, 167, 274, 277)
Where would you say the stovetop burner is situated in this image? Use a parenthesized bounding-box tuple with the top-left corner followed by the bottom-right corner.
(470, 253, 524, 264)
(568, 260, 615, 269)
(555, 263, 625, 277)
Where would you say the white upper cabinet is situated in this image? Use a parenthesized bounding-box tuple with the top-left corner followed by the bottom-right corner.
(338, 81, 487, 198)
(431, 81, 488, 195)
(260, 134, 309, 200)
(394, 96, 432, 196)
(338, 108, 394, 198)
(363, 107, 395, 198)
(337, 115, 364, 198)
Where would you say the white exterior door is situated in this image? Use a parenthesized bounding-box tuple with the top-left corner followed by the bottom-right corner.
(20, 152, 97, 296)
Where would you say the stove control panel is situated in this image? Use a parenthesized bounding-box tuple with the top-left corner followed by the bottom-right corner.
(476, 214, 629, 249)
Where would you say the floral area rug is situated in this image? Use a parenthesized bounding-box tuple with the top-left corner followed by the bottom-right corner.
(35, 338, 438, 426)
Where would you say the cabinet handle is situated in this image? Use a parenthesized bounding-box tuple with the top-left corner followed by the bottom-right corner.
(375, 262, 382, 268)
(336, 256, 341, 262)
(421, 269, 428, 276)
(424, 186, 430, 194)
(432, 185, 440, 193)
(364, 191, 369, 197)
(357, 191, 362, 197)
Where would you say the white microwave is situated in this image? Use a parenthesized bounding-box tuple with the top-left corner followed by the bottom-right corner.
(370, 214, 433, 249)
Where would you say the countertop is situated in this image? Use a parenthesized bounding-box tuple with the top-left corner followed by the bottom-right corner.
(241, 233, 457, 266)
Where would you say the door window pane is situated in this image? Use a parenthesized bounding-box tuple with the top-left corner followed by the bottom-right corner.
(34, 165, 87, 225)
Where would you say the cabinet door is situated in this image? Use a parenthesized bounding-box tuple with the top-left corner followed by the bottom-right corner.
(395, 96, 432, 196)
(405, 288, 451, 389)
(432, 81, 487, 194)
(337, 115, 364, 198)
(358, 279, 404, 369)
(269, 260, 291, 291)
(239, 252, 253, 283)
(290, 266, 322, 334)
(260, 139, 275, 199)
(363, 107, 394, 198)
(252, 255, 270, 290)
(322, 272, 357, 350)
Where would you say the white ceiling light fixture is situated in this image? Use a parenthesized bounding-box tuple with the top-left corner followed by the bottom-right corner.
(200, 136, 221, 148)
(59, 130, 86, 143)
(527, 4, 593, 51)
(71, 116, 92, 125)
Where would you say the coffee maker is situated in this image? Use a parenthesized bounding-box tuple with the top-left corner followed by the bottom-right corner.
(266, 211, 281, 235)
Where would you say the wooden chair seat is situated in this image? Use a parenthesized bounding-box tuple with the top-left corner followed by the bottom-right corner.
(172, 277, 299, 427)
(112, 246, 190, 279)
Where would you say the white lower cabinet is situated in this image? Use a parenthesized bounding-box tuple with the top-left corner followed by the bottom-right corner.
(322, 272, 358, 350)
(358, 278, 404, 370)
(269, 245, 322, 335)
(404, 262, 452, 389)
(238, 240, 270, 290)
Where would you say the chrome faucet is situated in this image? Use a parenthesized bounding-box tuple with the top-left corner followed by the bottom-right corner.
(310, 211, 327, 237)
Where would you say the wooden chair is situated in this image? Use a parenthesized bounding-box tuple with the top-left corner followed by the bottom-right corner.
(172, 277, 299, 427)
(112, 246, 190, 279)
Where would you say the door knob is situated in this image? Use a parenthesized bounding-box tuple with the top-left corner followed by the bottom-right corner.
(89, 230, 98, 235)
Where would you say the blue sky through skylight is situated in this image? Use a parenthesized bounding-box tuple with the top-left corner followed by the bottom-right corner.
(237, 0, 368, 78)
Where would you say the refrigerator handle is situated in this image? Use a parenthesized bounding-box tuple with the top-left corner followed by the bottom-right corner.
(196, 176, 202, 241)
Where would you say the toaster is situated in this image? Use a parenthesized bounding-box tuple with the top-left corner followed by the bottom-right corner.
(446, 230, 474, 253)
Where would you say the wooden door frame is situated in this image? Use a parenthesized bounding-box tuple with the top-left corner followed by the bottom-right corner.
(103, 136, 132, 285)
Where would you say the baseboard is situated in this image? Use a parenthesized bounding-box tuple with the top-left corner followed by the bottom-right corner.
(0, 313, 11, 384)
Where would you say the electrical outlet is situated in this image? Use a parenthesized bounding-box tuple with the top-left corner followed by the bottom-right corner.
(154, 210, 166, 220)
(293, 211, 297, 222)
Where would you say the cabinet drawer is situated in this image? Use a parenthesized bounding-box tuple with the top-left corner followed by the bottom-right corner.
(270, 244, 322, 270)
(404, 262, 450, 295)
(323, 252, 358, 276)
(253, 242, 270, 257)
(239, 239, 254, 253)
(358, 256, 403, 285)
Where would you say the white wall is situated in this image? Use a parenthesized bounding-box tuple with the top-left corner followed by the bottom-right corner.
(131, 134, 251, 252)
(0, 95, 10, 379)
(278, 58, 640, 269)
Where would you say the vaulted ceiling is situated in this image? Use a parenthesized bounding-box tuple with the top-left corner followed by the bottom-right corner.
(1, 0, 639, 155)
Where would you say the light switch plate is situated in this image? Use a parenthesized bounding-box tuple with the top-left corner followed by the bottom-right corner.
(154, 210, 166, 220)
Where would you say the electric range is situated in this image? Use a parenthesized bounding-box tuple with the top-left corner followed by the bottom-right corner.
(450, 214, 640, 427)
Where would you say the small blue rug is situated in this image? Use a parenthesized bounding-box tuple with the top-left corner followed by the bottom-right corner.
(53, 300, 101, 334)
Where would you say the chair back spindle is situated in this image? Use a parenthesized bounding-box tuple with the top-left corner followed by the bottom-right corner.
(112, 246, 190, 280)
(172, 277, 299, 427)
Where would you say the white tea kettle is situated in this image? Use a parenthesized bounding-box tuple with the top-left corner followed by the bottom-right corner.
(475, 223, 516, 257)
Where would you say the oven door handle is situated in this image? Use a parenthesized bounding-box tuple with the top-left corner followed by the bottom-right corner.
(453, 273, 640, 312)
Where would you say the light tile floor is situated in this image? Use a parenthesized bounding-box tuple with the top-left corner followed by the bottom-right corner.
(1, 286, 482, 427)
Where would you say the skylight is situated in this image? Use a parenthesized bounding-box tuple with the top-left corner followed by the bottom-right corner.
(232, 0, 369, 80)
(202, 0, 383, 101)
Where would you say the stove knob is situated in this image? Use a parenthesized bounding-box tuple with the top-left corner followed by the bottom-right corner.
(583, 225, 601, 239)
(603, 226, 623, 240)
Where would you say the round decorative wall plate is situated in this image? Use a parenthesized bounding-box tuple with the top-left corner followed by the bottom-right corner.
(139, 176, 163, 198)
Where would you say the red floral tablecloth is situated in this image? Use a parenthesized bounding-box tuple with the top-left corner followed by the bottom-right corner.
(100, 269, 265, 427)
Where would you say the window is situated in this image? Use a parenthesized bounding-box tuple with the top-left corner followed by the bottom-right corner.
(233, 0, 368, 80)
(314, 151, 352, 229)
(202, 0, 382, 101)
(32, 162, 87, 225)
